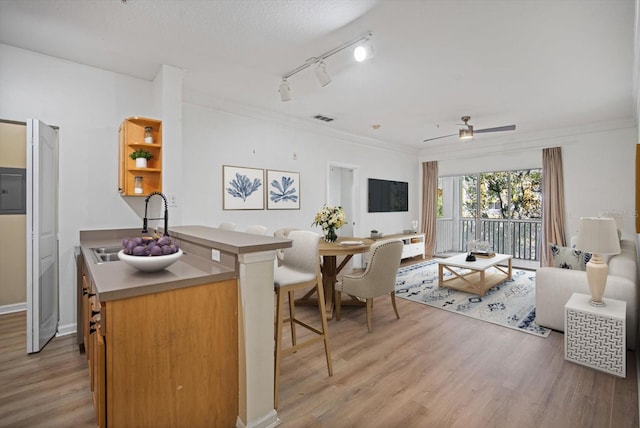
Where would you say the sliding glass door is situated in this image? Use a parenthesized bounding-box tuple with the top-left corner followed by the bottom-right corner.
(437, 169, 542, 261)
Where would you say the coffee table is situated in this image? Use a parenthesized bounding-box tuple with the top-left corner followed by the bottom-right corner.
(438, 253, 513, 296)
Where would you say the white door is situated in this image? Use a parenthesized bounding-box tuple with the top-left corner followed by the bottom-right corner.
(26, 119, 58, 353)
(327, 162, 361, 265)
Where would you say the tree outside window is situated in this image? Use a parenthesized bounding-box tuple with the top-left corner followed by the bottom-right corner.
(461, 175, 478, 218)
(437, 178, 444, 218)
(462, 169, 541, 219)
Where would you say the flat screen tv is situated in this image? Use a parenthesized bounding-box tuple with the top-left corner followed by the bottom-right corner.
(368, 178, 408, 212)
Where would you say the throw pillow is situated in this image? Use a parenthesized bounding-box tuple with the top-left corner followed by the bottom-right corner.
(549, 243, 591, 270)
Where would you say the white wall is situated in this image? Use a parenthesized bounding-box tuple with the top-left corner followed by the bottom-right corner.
(180, 102, 420, 236)
(635, 0, 640, 143)
(562, 130, 636, 238)
(422, 125, 638, 241)
(0, 44, 157, 332)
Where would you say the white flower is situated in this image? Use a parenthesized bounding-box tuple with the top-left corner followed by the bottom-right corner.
(312, 205, 346, 231)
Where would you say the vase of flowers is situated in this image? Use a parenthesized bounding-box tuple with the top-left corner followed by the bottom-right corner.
(312, 205, 346, 243)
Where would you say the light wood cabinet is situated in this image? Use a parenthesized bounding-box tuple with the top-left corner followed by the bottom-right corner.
(90, 296, 106, 428)
(118, 117, 162, 196)
(79, 260, 239, 427)
(81, 267, 106, 427)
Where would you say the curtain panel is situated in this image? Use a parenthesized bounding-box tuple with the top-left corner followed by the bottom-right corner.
(421, 161, 438, 258)
(541, 147, 567, 267)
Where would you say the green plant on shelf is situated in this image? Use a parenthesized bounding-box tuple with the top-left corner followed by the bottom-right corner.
(129, 149, 153, 160)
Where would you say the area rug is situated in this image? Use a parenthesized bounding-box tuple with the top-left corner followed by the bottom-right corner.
(395, 259, 551, 337)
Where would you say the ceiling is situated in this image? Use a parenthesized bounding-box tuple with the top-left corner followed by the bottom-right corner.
(0, 0, 636, 150)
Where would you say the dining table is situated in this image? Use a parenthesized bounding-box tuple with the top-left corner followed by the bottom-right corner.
(296, 236, 374, 318)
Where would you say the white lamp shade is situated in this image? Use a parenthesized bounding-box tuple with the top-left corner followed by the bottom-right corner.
(575, 217, 621, 255)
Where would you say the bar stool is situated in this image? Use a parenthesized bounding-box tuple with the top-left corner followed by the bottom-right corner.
(273, 230, 333, 408)
(273, 228, 299, 266)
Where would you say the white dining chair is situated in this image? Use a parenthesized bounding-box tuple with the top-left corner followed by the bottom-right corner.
(219, 222, 236, 231)
(245, 225, 268, 235)
(335, 239, 404, 332)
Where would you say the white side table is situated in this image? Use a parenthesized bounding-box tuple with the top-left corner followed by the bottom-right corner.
(564, 293, 626, 377)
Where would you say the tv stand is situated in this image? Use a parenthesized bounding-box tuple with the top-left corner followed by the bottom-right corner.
(370, 233, 425, 261)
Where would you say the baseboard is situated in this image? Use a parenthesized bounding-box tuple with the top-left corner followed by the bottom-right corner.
(56, 323, 76, 337)
(0, 302, 26, 315)
(236, 410, 280, 428)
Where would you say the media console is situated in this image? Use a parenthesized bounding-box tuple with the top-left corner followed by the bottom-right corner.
(369, 233, 425, 261)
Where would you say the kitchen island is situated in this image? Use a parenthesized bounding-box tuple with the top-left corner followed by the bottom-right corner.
(79, 226, 291, 428)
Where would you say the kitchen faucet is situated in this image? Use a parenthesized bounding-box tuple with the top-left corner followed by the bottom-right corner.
(142, 191, 169, 236)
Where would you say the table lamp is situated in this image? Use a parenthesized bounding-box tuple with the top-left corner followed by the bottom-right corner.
(574, 217, 621, 306)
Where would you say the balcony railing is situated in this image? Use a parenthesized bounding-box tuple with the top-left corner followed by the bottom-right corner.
(437, 218, 541, 261)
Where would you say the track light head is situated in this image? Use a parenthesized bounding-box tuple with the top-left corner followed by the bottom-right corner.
(279, 79, 291, 102)
(354, 37, 374, 62)
(314, 61, 331, 87)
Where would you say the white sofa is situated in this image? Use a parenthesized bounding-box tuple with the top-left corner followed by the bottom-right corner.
(536, 239, 638, 350)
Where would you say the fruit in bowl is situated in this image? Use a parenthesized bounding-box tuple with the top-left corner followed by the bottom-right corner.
(118, 236, 183, 272)
(121, 236, 180, 256)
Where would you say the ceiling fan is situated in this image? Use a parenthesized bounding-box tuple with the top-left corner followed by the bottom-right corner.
(423, 116, 516, 142)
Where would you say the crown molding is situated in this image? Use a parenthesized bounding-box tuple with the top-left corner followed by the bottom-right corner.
(182, 89, 419, 156)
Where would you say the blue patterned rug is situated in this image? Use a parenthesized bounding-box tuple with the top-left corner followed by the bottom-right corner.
(395, 259, 551, 337)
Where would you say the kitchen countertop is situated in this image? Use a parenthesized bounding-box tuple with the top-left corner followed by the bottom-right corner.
(169, 225, 291, 254)
(79, 226, 291, 302)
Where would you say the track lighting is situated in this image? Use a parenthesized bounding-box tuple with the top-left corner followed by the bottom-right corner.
(279, 79, 291, 102)
(353, 46, 367, 62)
(314, 61, 331, 87)
(278, 31, 373, 101)
(353, 37, 374, 62)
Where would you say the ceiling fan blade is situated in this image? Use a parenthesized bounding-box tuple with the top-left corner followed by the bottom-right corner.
(423, 133, 457, 142)
(474, 125, 516, 134)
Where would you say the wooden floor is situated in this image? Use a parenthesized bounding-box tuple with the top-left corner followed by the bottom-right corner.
(1, 258, 638, 427)
(0, 311, 94, 427)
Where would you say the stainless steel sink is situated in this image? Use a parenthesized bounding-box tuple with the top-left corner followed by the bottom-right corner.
(90, 246, 122, 264)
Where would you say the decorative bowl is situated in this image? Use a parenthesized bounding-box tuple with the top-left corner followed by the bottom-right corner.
(118, 249, 183, 272)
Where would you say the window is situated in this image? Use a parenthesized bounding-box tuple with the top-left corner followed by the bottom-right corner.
(462, 169, 541, 220)
(437, 169, 542, 261)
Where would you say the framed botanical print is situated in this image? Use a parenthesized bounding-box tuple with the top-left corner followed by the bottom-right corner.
(223, 165, 264, 210)
(267, 169, 300, 210)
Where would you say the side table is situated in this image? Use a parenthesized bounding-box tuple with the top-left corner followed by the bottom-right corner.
(564, 293, 626, 377)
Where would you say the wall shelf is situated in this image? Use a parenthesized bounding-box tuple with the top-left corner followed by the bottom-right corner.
(128, 168, 161, 172)
(118, 117, 162, 196)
